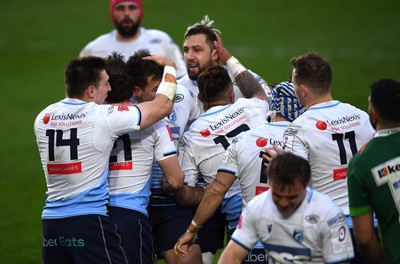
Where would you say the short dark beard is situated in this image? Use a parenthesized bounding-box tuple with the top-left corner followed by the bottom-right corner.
(115, 20, 140, 38)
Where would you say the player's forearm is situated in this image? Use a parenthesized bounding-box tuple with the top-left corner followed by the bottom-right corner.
(358, 238, 384, 263)
(193, 183, 225, 227)
(174, 185, 205, 207)
(226, 57, 266, 99)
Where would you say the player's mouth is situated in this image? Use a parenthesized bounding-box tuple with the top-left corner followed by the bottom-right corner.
(188, 63, 199, 73)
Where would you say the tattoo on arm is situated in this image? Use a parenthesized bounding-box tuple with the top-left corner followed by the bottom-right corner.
(214, 178, 226, 188)
(235, 71, 264, 99)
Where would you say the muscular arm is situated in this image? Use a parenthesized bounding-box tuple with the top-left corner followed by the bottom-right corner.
(158, 155, 184, 195)
(218, 239, 249, 264)
(352, 213, 384, 263)
(193, 171, 236, 226)
(174, 185, 205, 207)
(213, 35, 267, 100)
(136, 60, 177, 130)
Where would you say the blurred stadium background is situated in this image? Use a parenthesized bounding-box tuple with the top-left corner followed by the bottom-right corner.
(1, 0, 399, 262)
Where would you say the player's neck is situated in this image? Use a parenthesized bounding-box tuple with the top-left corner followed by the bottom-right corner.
(306, 93, 333, 109)
(203, 99, 231, 111)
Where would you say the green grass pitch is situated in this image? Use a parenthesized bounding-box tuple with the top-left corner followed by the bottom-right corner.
(1, 0, 399, 262)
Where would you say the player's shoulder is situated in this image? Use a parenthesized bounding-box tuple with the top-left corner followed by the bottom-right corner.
(142, 28, 172, 41)
(83, 31, 115, 47)
(309, 188, 341, 214)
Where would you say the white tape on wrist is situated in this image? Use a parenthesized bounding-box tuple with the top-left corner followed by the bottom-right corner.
(226, 56, 246, 78)
(156, 66, 177, 101)
(156, 82, 176, 101)
(162, 65, 176, 78)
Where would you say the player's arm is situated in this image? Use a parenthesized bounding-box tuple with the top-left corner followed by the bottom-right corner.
(136, 56, 177, 130)
(213, 35, 267, 100)
(218, 239, 249, 264)
(352, 213, 384, 262)
(174, 171, 236, 253)
(158, 155, 184, 195)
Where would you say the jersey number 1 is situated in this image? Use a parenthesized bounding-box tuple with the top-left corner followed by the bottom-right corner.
(332, 131, 358, 165)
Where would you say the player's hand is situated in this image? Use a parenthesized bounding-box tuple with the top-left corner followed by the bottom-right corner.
(262, 145, 283, 166)
(173, 231, 197, 257)
(213, 34, 231, 64)
(143, 54, 176, 69)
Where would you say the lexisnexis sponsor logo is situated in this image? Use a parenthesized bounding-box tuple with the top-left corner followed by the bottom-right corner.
(209, 107, 245, 131)
(48, 112, 87, 121)
(326, 113, 361, 126)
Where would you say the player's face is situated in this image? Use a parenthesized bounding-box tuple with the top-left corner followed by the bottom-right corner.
(183, 34, 216, 81)
(94, 70, 111, 104)
(112, 3, 141, 37)
(271, 178, 307, 218)
(134, 76, 161, 102)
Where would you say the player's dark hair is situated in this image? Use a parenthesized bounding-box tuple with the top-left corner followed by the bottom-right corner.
(370, 78, 400, 122)
(267, 152, 311, 188)
(290, 52, 332, 94)
(104, 53, 134, 103)
(184, 15, 220, 50)
(126, 49, 163, 90)
(65, 56, 105, 98)
(197, 65, 232, 103)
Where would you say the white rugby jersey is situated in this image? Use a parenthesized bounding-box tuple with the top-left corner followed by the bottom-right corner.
(34, 98, 141, 219)
(150, 84, 196, 206)
(232, 187, 354, 263)
(178, 68, 271, 121)
(179, 98, 269, 198)
(80, 28, 187, 78)
(283, 100, 375, 215)
(219, 121, 290, 206)
(108, 120, 176, 216)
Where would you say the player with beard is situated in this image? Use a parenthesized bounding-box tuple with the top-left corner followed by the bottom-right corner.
(178, 15, 271, 120)
(79, 0, 187, 78)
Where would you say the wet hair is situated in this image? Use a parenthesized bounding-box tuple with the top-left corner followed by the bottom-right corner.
(184, 15, 221, 49)
(197, 65, 232, 103)
(65, 56, 105, 98)
(126, 49, 163, 89)
(267, 152, 311, 188)
(104, 53, 134, 103)
(370, 78, 400, 122)
(290, 52, 332, 94)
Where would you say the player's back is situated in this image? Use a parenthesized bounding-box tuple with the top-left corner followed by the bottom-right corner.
(220, 121, 290, 206)
(284, 100, 374, 213)
(34, 99, 141, 218)
(179, 97, 268, 190)
(108, 120, 176, 215)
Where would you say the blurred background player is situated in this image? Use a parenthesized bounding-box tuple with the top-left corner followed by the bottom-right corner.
(104, 54, 184, 263)
(80, 0, 186, 78)
(174, 81, 305, 264)
(218, 152, 354, 263)
(348, 78, 400, 263)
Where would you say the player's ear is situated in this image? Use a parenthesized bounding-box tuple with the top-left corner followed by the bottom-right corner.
(300, 84, 308, 97)
(211, 49, 218, 62)
(87, 85, 96, 100)
(133, 85, 142, 97)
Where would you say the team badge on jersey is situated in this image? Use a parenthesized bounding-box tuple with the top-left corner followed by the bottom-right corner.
(168, 109, 177, 123)
(293, 229, 304, 243)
